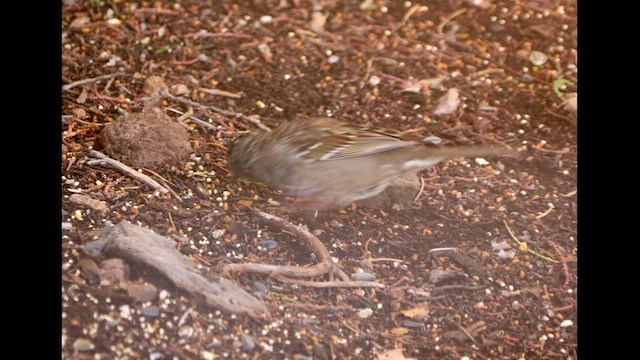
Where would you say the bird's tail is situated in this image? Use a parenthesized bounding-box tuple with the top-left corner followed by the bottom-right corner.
(429, 144, 517, 160)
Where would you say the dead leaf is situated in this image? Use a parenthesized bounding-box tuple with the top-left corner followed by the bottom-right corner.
(99, 258, 130, 285)
(390, 327, 410, 335)
(377, 348, 416, 360)
(69, 194, 109, 212)
(399, 304, 430, 320)
(497, 249, 516, 259)
(170, 84, 190, 96)
(491, 240, 511, 251)
(309, 12, 328, 32)
(433, 88, 460, 115)
(77, 88, 88, 104)
(143, 75, 168, 95)
(78, 256, 100, 284)
(400, 80, 431, 97)
(70, 15, 90, 28)
(124, 283, 158, 302)
(442, 321, 487, 342)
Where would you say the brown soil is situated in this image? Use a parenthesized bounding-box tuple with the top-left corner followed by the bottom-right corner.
(62, 1, 577, 359)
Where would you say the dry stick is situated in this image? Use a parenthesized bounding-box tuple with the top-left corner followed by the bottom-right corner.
(224, 207, 349, 281)
(274, 275, 385, 289)
(199, 88, 244, 99)
(413, 176, 426, 204)
(166, 107, 219, 131)
(141, 167, 183, 203)
(224, 262, 335, 279)
(503, 219, 559, 263)
(86, 150, 170, 195)
(542, 236, 573, 288)
(225, 208, 386, 288)
(161, 91, 271, 131)
(283, 302, 354, 312)
(252, 208, 350, 280)
(62, 72, 125, 91)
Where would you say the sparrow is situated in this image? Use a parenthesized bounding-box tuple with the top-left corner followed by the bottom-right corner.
(227, 116, 513, 210)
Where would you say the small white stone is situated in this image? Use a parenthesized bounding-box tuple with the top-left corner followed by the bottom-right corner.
(357, 308, 373, 318)
(560, 320, 573, 328)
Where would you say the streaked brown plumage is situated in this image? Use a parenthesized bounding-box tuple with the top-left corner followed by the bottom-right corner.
(227, 116, 513, 209)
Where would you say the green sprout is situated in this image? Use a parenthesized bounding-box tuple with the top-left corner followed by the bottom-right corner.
(552, 75, 575, 99)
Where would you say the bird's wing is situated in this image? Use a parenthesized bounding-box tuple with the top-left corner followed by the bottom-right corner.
(292, 120, 428, 162)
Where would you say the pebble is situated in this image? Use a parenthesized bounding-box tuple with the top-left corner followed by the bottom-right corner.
(560, 320, 573, 328)
(207, 339, 223, 349)
(256, 240, 278, 250)
(201, 350, 216, 360)
(178, 326, 194, 338)
(253, 281, 268, 293)
(428, 269, 448, 283)
(140, 307, 160, 318)
(240, 334, 256, 351)
(529, 50, 548, 66)
(521, 74, 535, 83)
(72, 338, 95, 352)
(402, 320, 424, 328)
(351, 272, 376, 281)
(302, 317, 320, 325)
(294, 355, 313, 360)
(357, 308, 373, 318)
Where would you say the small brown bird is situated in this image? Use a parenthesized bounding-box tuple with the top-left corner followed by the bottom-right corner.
(227, 116, 513, 210)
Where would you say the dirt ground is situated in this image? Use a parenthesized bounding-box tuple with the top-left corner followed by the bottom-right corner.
(62, 0, 577, 359)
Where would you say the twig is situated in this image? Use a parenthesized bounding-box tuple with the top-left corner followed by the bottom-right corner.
(133, 7, 180, 15)
(167, 212, 177, 233)
(401, 4, 423, 26)
(413, 176, 425, 203)
(503, 219, 558, 263)
(369, 258, 405, 263)
(62, 72, 125, 91)
(224, 262, 335, 279)
(273, 275, 385, 288)
(166, 107, 219, 131)
(457, 321, 486, 342)
(225, 207, 350, 281)
(177, 306, 196, 327)
(361, 58, 374, 89)
(185, 31, 253, 39)
(141, 167, 183, 202)
(357, 210, 385, 225)
(283, 302, 354, 312)
(436, 9, 467, 34)
(435, 285, 484, 291)
(545, 110, 577, 124)
(86, 150, 169, 195)
(174, 106, 193, 122)
(199, 88, 244, 99)
(337, 317, 360, 334)
(535, 203, 555, 219)
(161, 91, 271, 131)
(543, 237, 573, 288)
